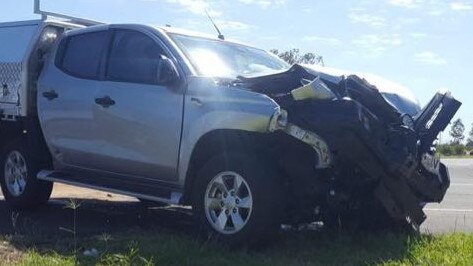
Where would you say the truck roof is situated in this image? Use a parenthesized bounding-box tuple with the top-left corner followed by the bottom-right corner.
(159, 26, 219, 39)
(157, 25, 255, 48)
(61, 23, 252, 48)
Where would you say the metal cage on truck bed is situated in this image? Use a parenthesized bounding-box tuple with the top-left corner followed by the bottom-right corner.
(0, 20, 43, 119)
(0, 0, 100, 120)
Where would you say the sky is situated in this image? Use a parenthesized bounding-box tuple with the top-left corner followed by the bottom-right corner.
(1, 0, 472, 142)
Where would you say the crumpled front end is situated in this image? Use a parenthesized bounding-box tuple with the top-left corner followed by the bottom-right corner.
(238, 65, 461, 227)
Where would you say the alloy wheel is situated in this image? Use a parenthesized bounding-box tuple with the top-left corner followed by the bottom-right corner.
(4, 151, 28, 197)
(204, 171, 253, 234)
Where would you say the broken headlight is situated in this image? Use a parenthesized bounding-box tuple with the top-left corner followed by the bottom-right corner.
(268, 108, 288, 132)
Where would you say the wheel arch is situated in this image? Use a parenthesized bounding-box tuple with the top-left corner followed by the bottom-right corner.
(0, 121, 23, 152)
(181, 129, 273, 204)
(0, 117, 52, 166)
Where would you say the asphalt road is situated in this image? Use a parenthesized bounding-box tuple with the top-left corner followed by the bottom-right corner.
(422, 159, 473, 233)
(0, 159, 471, 235)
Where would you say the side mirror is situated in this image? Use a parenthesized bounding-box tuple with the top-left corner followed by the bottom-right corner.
(157, 55, 180, 86)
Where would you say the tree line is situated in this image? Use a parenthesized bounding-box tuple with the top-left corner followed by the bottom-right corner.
(270, 48, 324, 66)
(437, 118, 473, 156)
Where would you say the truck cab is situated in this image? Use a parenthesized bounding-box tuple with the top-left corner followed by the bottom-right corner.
(38, 24, 186, 185)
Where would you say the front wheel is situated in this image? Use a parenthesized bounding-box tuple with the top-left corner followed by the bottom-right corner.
(192, 152, 284, 245)
(0, 140, 53, 209)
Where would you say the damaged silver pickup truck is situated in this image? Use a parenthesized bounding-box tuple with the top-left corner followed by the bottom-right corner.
(0, 3, 461, 245)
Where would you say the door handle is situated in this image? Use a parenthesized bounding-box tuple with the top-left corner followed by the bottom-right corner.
(42, 90, 58, 100)
(95, 96, 115, 108)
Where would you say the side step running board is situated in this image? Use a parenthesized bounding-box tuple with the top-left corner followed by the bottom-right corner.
(37, 170, 182, 205)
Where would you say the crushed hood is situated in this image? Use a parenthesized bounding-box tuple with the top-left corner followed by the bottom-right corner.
(234, 64, 422, 116)
(236, 64, 411, 123)
(236, 63, 461, 154)
(302, 65, 421, 116)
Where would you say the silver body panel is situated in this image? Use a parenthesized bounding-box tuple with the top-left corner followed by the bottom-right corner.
(38, 24, 278, 191)
(38, 25, 185, 183)
(38, 64, 101, 169)
(177, 77, 279, 185)
(92, 80, 184, 182)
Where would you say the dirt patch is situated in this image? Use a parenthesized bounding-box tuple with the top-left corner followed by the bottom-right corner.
(0, 240, 21, 266)
(0, 184, 194, 246)
(0, 184, 196, 264)
(49, 184, 136, 202)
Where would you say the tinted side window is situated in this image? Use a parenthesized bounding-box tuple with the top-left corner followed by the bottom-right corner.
(107, 30, 164, 84)
(60, 31, 108, 79)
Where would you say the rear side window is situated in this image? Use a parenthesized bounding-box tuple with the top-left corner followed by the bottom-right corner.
(106, 30, 164, 84)
(58, 31, 108, 79)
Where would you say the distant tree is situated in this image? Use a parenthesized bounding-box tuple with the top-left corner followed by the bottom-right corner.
(270, 48, 324, 66)
(449, 118, 465, 145)
(453, 144, 467, 155)
(437, 144, 453, 156)
(467, 123, 473, 148)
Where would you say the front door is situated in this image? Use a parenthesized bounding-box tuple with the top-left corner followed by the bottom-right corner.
(92, 29, 184, 182)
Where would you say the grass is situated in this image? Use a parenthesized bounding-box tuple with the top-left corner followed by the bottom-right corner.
(2, 230, 473, 266)
(439, 155, 473, 159)
(382, 234, 473, 266)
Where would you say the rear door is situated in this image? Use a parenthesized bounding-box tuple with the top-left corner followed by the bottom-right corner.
(92, 28, 184, 182)
(38, 29, 109, 170)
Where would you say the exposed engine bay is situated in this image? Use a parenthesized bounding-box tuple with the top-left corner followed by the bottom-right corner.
(235, 65, 461, 229)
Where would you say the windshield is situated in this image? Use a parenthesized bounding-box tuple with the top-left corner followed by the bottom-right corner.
(170, 33, 290, 78)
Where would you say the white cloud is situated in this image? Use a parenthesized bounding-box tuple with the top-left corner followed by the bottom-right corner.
(427, 9, 444, 16)
(352, 34, 402, 55)
(260, 36, 282, 41)
(303, 36, 342, 46)
(450, 2, 473, 11)
(353, 34, 402, 46)
(216, 20, 253, 31)
(302, 7, 313, 13)
(387, 0, 471, 16)
(425, 2, 447, 16)
(388, 0, 423, 8)
(166, 0, 221, 16)
(238, 0, 286, 9)
(409, 32, 428, 39)
(348, 10, 386, 28)
(415, 51, 447, 65)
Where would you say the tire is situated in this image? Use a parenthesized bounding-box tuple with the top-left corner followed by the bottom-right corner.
(192, 152, 284, 245)
(0, 140, 53, 209)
